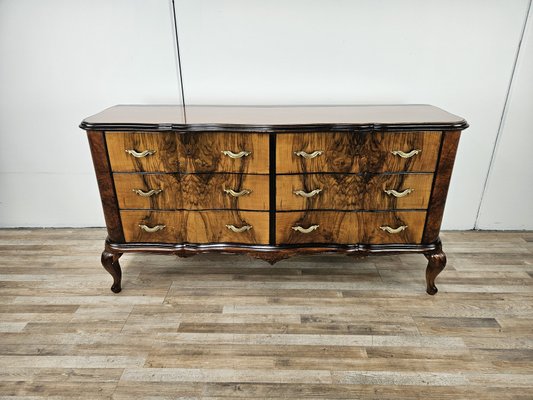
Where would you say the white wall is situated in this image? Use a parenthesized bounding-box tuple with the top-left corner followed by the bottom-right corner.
(0, 0, 181, 227)
(0, 0, 532, 229)
(476, 3, 533, 230)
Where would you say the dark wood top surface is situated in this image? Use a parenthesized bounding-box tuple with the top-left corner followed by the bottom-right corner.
(80, 104, 468, 132)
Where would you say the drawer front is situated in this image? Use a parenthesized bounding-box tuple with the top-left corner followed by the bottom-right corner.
(121, 210, 269, 244)
(114, 173, 269, 210)
(276, 211, 426, 245)
(179, 132, 269, 174)
(277, 173, 433, 211)
(277, 132, 441, 173)
(107, 132, 179, 172)
(106, 132, 269, 173)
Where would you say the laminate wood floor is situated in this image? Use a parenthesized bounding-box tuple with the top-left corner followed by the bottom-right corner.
(0, 229, 532, 399)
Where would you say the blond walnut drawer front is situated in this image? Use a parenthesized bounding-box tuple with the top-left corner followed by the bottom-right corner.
(277, 132, 441, 173)
(114, 173, 269, 210)
(276, 211, 427, 245)
(106, 132, 269, 173)
(121, 210, 269, 244)
(277, 173, 434, 211)
(82, 104, 467, 295)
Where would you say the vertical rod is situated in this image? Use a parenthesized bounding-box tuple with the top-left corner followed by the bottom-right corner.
(170, 0, 186, 121)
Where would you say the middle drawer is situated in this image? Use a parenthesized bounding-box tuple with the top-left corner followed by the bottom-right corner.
(277, 173, 433, 211)
(114, 173, 269, 210)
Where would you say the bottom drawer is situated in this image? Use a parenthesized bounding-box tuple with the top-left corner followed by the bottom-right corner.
(121, 210, 269, 244)
(276, 211, 426, 245)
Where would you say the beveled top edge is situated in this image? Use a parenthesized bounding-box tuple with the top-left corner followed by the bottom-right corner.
(80, 104, 468, 132)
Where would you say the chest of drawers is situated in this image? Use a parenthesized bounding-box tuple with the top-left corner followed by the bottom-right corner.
(81, 105, 468, 295)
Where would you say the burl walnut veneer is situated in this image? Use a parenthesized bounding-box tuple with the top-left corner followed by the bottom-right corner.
(81, 105, 468, 295)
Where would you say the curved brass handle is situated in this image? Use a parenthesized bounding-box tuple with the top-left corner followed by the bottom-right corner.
(391, 149, 421, 158)
(221, 150, 251, 159)
(224, 188, 252, 197)
(292, 224, 319, 233)
(139, 224, 166, 233)
(293, 188, 322, 198)
(225, 224, 253, 233)
(294, 150, 323, 159)
(133, 189, 163, 197)
(379, 225, 408, 234)
(125, 149, 156, 158)
(384, 188, 414, 198)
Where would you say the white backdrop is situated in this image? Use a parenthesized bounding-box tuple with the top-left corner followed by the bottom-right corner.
(0, 0, 532, 229)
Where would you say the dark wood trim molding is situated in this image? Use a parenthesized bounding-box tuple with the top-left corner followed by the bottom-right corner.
(105, 239, 439, 262)
(422, 130, 461, 243)
(86, 130, 125, 243)
(80, 121, 469, 133)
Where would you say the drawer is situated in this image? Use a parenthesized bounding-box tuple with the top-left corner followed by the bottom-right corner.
(277, 173, 433, 211)
(179, 132, 269, 174)
(277, 132, 441, 173)
(276, 211, 426, 244)
(121, 210, 269, 244)
(106, 132, 269, 173)
(107, 132, 179, 172)
(114, 173, 269, 210)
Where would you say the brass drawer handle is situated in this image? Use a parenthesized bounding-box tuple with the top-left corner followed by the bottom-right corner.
(384, 188, 414, 198)
(224, 188, 252, 197)
(139, 224, 166, 233)
(133, 189, 163, 197)
(221, 150, 251, 159)
(225, 224, 253, 233)
(294, 150, 323, 159)
(380, 225, 408, 234)
(125, 149, 156, 158)
(391, 149, 421, 158)
(293, 188, 322, 198)
(292, 224, 319, 233)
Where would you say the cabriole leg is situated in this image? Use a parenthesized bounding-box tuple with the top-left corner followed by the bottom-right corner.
(424, 246, 447, 295)
(101, 250, 123, 293)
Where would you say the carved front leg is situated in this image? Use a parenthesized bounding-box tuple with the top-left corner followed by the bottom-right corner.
(101, 250, 123, 293)
(424, 246, 447, 295)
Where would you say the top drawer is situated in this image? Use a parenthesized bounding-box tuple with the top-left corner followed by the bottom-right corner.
(277, 132, 441, 173)
(106, 132, 269, 173)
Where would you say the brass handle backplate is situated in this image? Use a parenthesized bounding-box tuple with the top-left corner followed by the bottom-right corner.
(294, 150, 323, 159)
(384, 188, 414, 198)
(125, 149, 156, 158)
(379, 225, 408, 234)
(292, 224, 320, 233)
(133, 189, 163, 197)
(221, 150, 251, 159)
(293, 188, 322, 198)
(391, 149, 421, 158)
(225, 224, 253, 233)
(224, 188, 252, 197)
(139, 224, 166, 233)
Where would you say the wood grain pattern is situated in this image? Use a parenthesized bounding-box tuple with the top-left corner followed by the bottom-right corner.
(120, 210, 269, 244)
(423, 131, 461, 243)
(86, 130, 124, 243)
(178, 132, 269, 174)
(277, 132, 442, 173)
(106, 132, 180, 172)
(106, 132, 269, 173)
(114, 173, 269, 210)
(276, 211, 426, 245)
(277, 173, 434, 211)
(3, 229, 532, 399)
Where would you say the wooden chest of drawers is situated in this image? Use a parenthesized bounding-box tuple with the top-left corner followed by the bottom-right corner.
(81, 105, 468, 295)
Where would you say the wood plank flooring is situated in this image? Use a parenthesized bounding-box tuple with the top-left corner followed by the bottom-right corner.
(0, 229, 532, 399)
